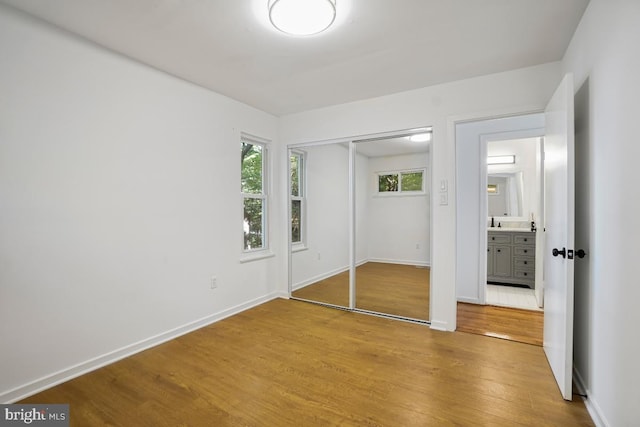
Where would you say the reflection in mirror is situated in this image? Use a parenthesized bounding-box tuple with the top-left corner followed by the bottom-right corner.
(487, 171, 523, 217)
(290, 143, 350, 307)
(487, 138, 538, 221)
(354, 132, 431, 321)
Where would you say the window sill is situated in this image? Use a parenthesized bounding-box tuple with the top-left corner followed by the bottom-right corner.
(239, 250, 275, 264)
(373, 192, 428, 198)
(291, 245, 308, 253)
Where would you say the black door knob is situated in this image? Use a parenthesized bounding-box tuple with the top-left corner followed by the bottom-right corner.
(552, 247, 567, 258)
(576, 249, 586, 258)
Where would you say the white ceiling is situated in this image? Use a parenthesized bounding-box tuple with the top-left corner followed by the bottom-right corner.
(1, 0, 589, 116)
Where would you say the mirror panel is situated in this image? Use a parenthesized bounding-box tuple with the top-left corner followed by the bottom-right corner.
(290, 143, 350, 307)
(353, 133, 431, 321)
(487, 138, 539, 221)
(488, 171, 524, 217)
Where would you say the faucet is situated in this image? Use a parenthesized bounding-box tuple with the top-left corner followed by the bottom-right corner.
(490, 217, 495, 228)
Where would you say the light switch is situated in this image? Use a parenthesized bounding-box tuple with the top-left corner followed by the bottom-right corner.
(440, 179, 448, 192)
(439, 193, 448, 205)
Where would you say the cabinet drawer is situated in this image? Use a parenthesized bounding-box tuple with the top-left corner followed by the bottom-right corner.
(514, 234, 535, 245)
(514, 269, 534, 280)
(514, 258, 535, 269)
(514, 246, 534, 256)
(488, 234, 511, 244)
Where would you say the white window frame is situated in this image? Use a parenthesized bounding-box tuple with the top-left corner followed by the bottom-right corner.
(240, 134, 272, 261)
(375, 168, 427, 196)
(290, 150, 307, 251)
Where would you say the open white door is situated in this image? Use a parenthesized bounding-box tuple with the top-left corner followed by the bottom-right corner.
(543, 73, 575, 401)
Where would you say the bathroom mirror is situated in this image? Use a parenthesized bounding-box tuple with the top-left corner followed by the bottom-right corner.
(487, 171, 524, 217)
(290, 143, 350, 308)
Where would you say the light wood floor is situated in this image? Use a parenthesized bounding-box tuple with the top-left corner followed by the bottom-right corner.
(457, 302, 544, 346)
(292, 262, 430, 321)
(22, 299, 593, 426)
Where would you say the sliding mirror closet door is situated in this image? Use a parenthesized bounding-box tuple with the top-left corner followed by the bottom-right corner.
(354, 132, 431, 321)
(290, 143, 350, 308)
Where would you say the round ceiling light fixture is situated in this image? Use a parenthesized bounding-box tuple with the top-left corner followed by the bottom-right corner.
(268, 0, 337, 36)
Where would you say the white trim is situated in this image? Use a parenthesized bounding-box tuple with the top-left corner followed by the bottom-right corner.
(239, 250, 275, 263)
(367, 258, 430, 267)
(291, 265, 350, 291)
(573, 367, 608, 427)
(241, 135, 271, 254)
(0, 292, 283, 404)
(290, 259, 429, 292)
(375, 168, 427, 196)
(456, 296, 481, 304)
(429, 320, 449, 331)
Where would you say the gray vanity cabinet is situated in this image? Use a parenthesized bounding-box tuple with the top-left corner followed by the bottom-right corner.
(487, 230, 536, 288)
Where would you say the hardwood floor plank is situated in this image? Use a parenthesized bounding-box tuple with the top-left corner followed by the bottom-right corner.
(21, 299, 591, 426)
(293, 262, 430, 320)
(457, 302, 544, 346)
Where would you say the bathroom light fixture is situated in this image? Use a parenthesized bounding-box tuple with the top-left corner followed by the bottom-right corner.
(487, 155, 516, 165)
(268, 0, 336, 36)
(409, 133, 432, 143)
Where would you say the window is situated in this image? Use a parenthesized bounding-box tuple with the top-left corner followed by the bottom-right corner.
(377, 169, 425, 194)
(290, 151, 305, 246)
(241, 139, 268, 252)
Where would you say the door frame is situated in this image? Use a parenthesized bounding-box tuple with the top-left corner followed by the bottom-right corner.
(454, 112, 545, 305)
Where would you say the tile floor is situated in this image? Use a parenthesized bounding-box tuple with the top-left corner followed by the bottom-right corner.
(486, 284, 542, 311)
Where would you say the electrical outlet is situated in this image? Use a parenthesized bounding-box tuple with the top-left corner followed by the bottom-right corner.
(210, 276, 217, 289)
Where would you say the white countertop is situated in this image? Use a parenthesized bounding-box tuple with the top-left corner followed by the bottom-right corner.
(487, 227, 534, 232)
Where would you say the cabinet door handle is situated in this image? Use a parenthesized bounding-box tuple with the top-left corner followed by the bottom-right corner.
(497, 249, 501, 253)
(523, 249, 528, 254)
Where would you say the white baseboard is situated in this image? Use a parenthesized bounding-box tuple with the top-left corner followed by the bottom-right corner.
(429, 319, 450, 331)
(573, 366, 609, 427)
(1, 292, 282, 404)
(291, 259, 430, 293)
(457, 297, 481, 304)
(292, 265, 349, 291)
(367, 258, 430, 267)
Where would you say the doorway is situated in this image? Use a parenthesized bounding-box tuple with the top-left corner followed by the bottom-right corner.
(455, 113, 546, 346)
(485, 136, 544, 312)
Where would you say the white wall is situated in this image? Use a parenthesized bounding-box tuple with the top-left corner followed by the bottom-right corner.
(290, 143, 350, 288)
(280, 61, 562, 330)
(562, 1, 640, 425)
(364, 153, 430, 265)
(0, 5, 279, 402)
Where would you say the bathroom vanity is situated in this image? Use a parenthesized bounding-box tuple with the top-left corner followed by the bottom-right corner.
(487, 229, 536, 288)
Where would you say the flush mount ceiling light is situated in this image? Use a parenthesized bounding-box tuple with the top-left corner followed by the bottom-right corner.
(409, 133, 432, 143)
(487, 155, 516, 165)
(268, 0, 336, 36)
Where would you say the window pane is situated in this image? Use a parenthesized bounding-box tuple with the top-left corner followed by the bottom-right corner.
(243, 198, 263, 250)
(401, 172, 423, 191)
(378, 174, 399, 192)
(290, 155, 299, 197)
(291, 200, 301, 243)
(241, 142, 263, 194)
